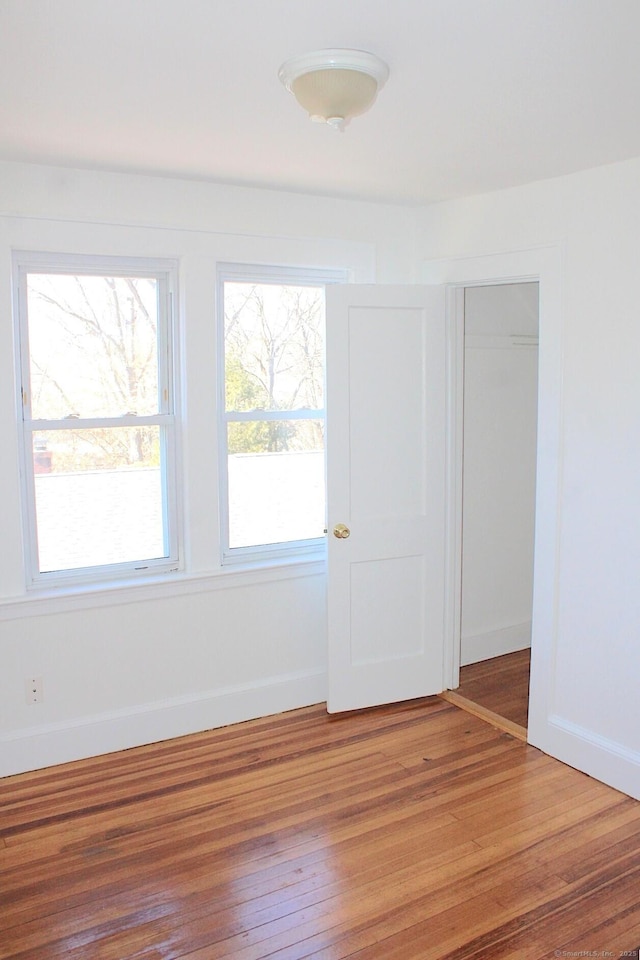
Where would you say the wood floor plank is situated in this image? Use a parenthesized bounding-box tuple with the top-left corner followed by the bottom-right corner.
(1, 697, 639, 959)
(456, 649, 531, 728)
(2, 699, 456, 835)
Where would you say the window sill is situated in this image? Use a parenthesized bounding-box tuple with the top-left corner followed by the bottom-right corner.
(0, 554, 327, 622)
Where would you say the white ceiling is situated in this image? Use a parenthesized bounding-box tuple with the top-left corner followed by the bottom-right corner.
(1, 0, 640, 205)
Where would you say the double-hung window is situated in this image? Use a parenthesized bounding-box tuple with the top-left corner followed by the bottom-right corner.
(218, 264, 344, 563)
(14, 253, 179, 586)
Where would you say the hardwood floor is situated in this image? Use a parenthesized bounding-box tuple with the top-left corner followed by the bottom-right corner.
(2, 697, 640, 959)
(455, 649, 531, 730)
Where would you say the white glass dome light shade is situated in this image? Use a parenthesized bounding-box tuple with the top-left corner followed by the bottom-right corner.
(291, 70, 378, 127)
(278, 49, 389, 130)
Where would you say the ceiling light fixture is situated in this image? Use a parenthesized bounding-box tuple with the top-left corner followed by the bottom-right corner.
(278, 49, 389, 132)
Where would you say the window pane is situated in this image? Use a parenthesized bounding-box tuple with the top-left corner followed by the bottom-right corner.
(227, 420, 325, 549)
(224, 282, 324, 412)
(32, 428, 167, 572)
(27, 274, 160, 419)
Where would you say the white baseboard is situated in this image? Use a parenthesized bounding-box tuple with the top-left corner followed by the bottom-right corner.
(0, 669, 327, 778)
(460, 621, 531, 666)
(528, 714, 640, 802)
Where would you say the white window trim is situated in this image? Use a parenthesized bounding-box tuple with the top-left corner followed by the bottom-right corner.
(0, 558, 327, 623)
(217, 262, 346, 565)
(13, 251, 182, 589)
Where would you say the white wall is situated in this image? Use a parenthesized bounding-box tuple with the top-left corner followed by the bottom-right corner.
(418, 158, 640, 799)
(461, 283, 538, 665)
(0, 161, 417, 776)
(3, 155, 640, 802)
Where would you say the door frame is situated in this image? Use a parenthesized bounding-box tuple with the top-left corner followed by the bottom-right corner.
(422, 246, 564, 750)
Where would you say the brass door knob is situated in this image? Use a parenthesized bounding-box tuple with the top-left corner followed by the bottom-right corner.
(333, 523, 351, 539)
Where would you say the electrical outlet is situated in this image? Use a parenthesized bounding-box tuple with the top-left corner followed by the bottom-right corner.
(25, 676, 44, 705)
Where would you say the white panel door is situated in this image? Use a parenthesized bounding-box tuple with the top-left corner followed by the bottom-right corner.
(326, 285, 447, 712)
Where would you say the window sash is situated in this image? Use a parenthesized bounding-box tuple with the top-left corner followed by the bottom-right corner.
(223, 409, 324, 423)
(218, 263, 344, 564)
(15, 254, 180, 587)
